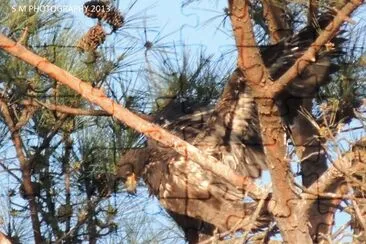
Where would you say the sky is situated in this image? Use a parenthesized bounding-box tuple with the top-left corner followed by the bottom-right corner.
(64, 0, 236, 57)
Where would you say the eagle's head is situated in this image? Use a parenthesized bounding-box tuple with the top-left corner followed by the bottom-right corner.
(117, 148, 150, 194)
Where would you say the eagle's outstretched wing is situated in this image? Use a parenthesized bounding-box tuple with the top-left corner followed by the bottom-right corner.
(153, 69, 266, 179)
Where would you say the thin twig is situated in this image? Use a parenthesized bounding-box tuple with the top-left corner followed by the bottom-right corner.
(332, 220, 351, 240)
(351, 197, 366, 232)
(237, 187, 271, 243)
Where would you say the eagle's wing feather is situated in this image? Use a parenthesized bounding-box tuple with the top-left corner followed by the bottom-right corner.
(191, 70, 266, 178)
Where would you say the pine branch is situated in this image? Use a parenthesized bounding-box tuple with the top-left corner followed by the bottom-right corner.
(229, 0, 301, 241)
(0, 34, 265, 199)
(262, 0, 291, 43)
(304, 139, 366, 205)
(0, 232, 11, 244)
(0, 99, 43, 243)
(270, 0, 364, 97)
(22, 99, 111, 116)
(228, 0, 271, 88)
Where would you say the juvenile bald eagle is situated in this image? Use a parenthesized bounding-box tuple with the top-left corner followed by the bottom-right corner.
(117, 13, 344, 243)
(118, 69, 268, 242)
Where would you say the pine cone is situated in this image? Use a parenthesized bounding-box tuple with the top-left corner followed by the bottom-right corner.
(102, 7, 124, 31)
(83, 0, 108, 19)
(57, 204, 73, 223)
(83, 1, 124, 31)
(77, 24, 106, 52)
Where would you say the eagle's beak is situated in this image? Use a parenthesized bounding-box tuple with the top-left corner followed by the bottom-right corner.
(126, 173, 137, 194)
